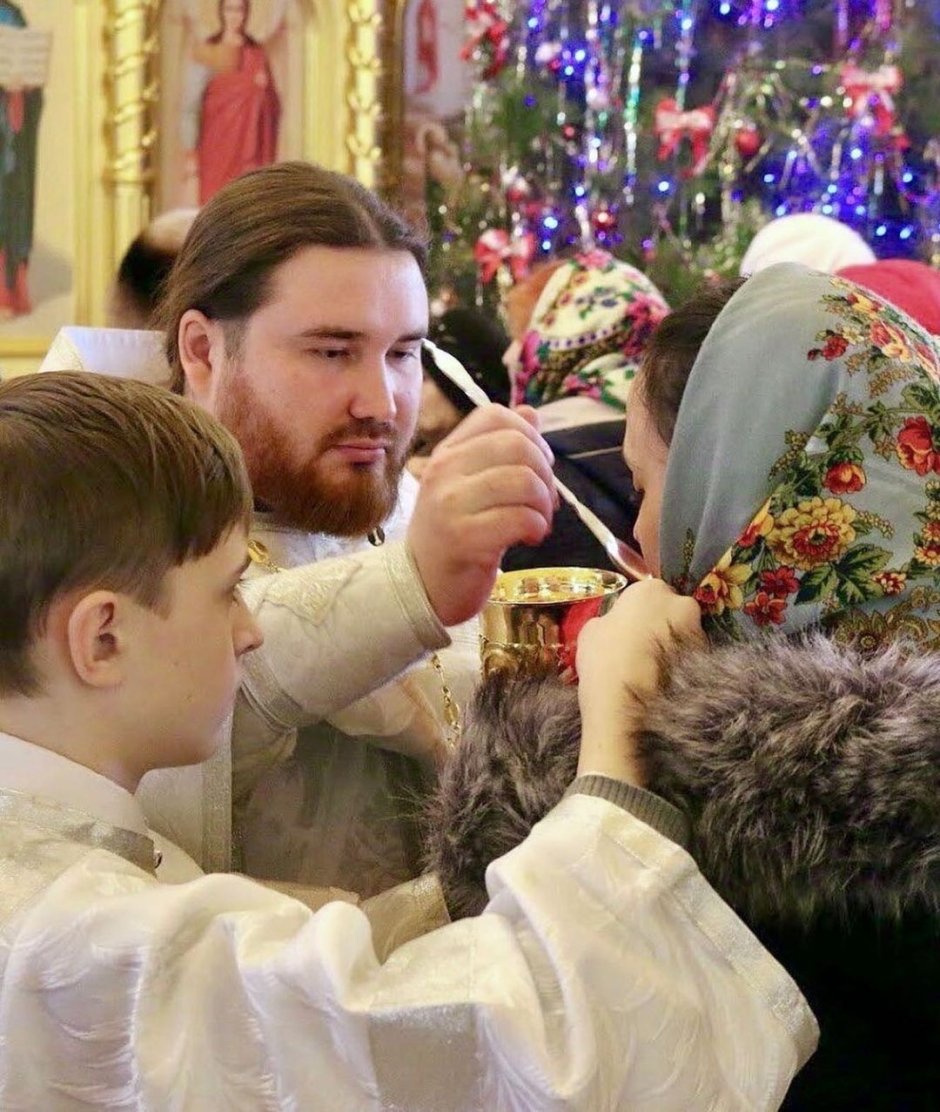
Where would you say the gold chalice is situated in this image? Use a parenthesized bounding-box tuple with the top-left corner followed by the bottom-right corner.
(481, 567, 628, 680)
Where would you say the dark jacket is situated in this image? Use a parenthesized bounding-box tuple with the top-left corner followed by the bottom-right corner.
(502, 419, 639, 573)
(424, 636, 940, 1110)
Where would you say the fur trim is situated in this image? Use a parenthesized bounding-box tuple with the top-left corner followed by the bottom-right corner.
(640, 634, 940, 923)
(422, 671, 578, 918)
(426, 636, 940, 925)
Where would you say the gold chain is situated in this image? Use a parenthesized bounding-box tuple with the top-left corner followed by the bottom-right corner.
(247, 537, 461, 750)
(429, 648, 461, 751)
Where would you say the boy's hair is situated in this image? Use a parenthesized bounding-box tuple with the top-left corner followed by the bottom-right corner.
(0, 372, 252, 695)
(156, 161, 428, 393)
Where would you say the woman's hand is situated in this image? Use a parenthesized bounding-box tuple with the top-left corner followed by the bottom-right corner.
(575, 579, 704, 786)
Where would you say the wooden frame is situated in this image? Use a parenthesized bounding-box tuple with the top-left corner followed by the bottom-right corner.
(379, 0, 408, 197)
(377, 0, 472, 215)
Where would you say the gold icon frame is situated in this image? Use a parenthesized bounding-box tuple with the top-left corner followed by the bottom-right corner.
(0, 0, 386, 370)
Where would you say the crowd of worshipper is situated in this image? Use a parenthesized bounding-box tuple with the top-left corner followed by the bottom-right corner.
(0, 163, 937, 1109)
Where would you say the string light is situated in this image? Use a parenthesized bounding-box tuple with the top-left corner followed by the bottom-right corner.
(455, 0, 932, 304)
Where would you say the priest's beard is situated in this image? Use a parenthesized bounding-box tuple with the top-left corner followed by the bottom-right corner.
(217, 365, 409, 537)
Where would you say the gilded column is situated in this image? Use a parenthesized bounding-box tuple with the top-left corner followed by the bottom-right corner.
(103, 0, 159, 275)
(345, 0, 384, 188)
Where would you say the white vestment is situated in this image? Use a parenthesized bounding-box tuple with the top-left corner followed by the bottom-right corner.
(40, 328, 480, 894)
(233, 474, 481, 896)
(0, 733, 817, 1111)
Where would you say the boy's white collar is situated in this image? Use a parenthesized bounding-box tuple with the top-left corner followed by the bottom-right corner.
(0, 730, 148, 837)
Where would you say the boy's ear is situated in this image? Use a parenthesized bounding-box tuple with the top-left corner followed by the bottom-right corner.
(65, 591, 127, 688)
(177, 309, 227, 405)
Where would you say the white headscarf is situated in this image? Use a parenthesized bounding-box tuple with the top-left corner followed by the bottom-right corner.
(739, 213, 876, 276)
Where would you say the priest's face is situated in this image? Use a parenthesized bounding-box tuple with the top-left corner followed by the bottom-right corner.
(199, 246, 427, 536)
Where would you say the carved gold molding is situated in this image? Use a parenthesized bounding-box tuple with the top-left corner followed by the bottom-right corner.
(103, 0, 386, 214)
(345, 0, 384, 188)
(103, 0, 160, 274)
(0, 0, 389, 367)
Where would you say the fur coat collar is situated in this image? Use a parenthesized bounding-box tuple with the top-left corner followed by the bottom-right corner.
(425, 634, 940, 928)
(425, 636, 940, 1107)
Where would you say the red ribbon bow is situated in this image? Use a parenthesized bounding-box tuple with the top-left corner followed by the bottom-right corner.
(474, 230, 535, 284)
(654, 98, 716, 175)
(839, 62, 902, 138)
(461, 2, 510, 78)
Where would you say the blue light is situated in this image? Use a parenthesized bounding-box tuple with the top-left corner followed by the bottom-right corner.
(563, 66, 574, 76)
(821, 204, 833, 214)
(657, 180, 671, 193)
(902, 171, 914, 184)
(775, 204, 788, 216)
(524, 96, 536, 107)
(826, 183, 838, 194)
(574, 49, 587, 62)
(763, 173, 775, 183)
(850, 148, 863, 161)
(574, 185, 586, 197)
(543, 216, 559, 230)
(527, 18, 539, 29)
(766, 0, 779, 10)
(681, 17, 694, 30)
(719, 1, 731, 12)
(900, 226, 914, 240)
(541, 240, 552, 251)
(875, 224, 887, 237)
(855, 204, 866, 216)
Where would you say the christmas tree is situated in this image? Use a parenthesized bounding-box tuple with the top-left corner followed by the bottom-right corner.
(425, 0, 940, 310)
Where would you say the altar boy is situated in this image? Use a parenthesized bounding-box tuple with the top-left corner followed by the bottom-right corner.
(0, 372, 814, 1109)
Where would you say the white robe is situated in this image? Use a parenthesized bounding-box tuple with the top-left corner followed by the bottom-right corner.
(135, 489, 479, 894)
(0, 735, 817, 1110)
(232, 473, 482, 896)
(41, 328, 479, 892)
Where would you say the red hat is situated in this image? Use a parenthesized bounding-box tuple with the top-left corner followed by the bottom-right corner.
(836, 259, 940, 335)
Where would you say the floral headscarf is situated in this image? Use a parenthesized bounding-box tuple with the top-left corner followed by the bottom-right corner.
(511, 249, 670, 410)
(661, 262, 940, 652)
(836, 259, 940, 337)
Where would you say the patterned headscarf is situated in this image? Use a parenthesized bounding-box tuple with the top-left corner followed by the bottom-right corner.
(837, 259, 940, 336)
(511, 249, 670, 410)
(661, 263, 940, 652)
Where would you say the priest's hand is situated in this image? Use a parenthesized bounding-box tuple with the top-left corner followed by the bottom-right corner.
(576, 579, 704, 786)
(407, 405, 556, 627)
